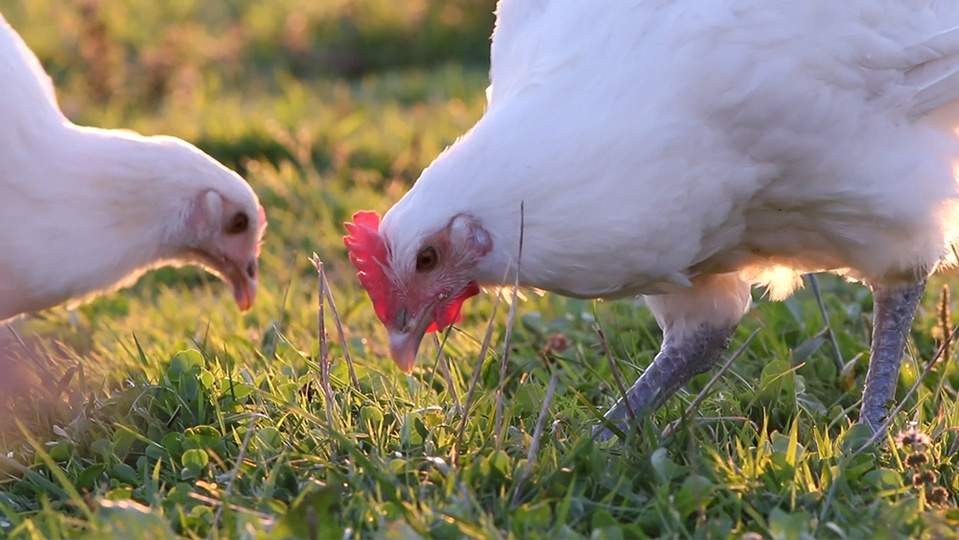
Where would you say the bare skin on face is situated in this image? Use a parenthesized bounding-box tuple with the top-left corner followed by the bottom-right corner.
(185, 192, 267, 313)
(344, 212, 488, 372)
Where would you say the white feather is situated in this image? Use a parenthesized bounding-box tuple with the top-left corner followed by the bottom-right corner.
(0, 13, 261, 321)
(380, 0, 959, 332)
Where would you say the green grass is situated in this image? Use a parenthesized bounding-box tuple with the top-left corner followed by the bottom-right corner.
(2, 1, 959, 538)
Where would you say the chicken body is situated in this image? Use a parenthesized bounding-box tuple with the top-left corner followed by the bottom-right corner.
(349, 0, 959, 434)
(0, 13, 266, 322)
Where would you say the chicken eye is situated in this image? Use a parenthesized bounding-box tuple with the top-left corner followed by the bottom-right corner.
(227, 212, 249, 235)
(416, 247, 438, 272)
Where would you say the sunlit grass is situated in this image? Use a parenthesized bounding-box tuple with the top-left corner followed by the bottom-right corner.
(2, 2, 959, 538)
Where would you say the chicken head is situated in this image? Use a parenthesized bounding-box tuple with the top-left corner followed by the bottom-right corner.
(344, 211, 490, 372)
(185, 190, 268, 311)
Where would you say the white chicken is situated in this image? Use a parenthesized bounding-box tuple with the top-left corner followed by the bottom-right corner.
(346, 0, 959, 435)
(0, 13, 266, 323)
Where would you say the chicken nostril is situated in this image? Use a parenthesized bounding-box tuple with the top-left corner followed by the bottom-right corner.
(395, 308, 409, 331)
(246, 261, 256, 279)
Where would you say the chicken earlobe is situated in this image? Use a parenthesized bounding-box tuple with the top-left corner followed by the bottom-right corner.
(860, 280, 926, 431)
(594, 324, 738, 441)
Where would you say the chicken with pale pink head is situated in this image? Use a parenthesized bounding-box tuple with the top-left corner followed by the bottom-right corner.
(0, 13, 267, 322)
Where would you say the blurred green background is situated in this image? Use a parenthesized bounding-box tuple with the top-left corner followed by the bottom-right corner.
(1, 1, 958, 538)
(5, 0, 497, 174)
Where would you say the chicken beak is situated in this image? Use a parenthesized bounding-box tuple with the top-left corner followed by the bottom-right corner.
(223, 258, 257, 312)
(387, 312, 432, 373)
(388, 333, 419, 374)
(232, 274, 257, 311)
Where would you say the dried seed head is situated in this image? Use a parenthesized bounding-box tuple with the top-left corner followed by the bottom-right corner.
(895, 431, 916, 448)
(539, 333, 572, 357)
(905, 451, 929, 467)
(914, 432, 932, 449)
(895, 424, 933, 450)
(912, 470, 937, 487)
(928, 486, 950, 505)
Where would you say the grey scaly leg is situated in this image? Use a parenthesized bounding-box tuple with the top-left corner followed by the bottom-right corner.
(594, 323, 737, 441)
(860, 280, 926, 431)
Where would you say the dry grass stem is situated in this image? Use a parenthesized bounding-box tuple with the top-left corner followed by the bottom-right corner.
(323, 271, 361, 392)
(7, 325, 38, 362)
(432, 334, 462, 415)
(188, 492, 272, 524)
(453, 293, 502, 465)
(938, 284, 951, 366)
(661, 328, 761, 440)
(494, 202, 525, 447)
(454, 204, 525, 463)
(933, 285, 953, 403)
(309, 253, 335, 428)
(208, 413, 261, 539)
(511, 369, 559, 507)
(948, 426, 959, 457)
(595, 324, 635, 423)
(808, 274, 845, 371)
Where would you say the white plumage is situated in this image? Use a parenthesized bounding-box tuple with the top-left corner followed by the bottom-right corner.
(387, 0, 959, 304)
(0, 13, 266, 322)
(349, 0, 959, 432)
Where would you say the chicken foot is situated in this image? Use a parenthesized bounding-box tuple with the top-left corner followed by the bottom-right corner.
(859, 280, 925, 431)
(594, 323, 737, 441)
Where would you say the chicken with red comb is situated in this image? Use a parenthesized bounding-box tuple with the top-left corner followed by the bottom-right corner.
(349, 0, 959, 442)
(344, 211, 481, 372)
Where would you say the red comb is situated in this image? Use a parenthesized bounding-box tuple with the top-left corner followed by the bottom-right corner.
(344, 211, 390, 325)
